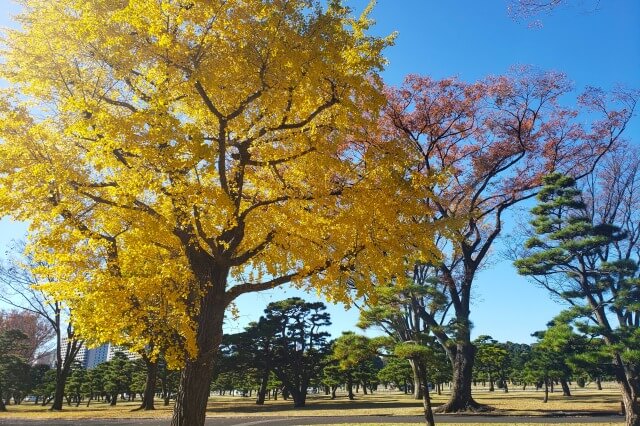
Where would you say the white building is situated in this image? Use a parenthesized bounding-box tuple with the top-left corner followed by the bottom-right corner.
(60, 338, 139, 369)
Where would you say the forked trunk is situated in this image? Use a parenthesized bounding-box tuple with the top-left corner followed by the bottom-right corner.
(288, 386, 307, 408)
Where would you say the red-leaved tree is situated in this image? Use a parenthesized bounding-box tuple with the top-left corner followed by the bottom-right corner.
(381, 66, 637, 412)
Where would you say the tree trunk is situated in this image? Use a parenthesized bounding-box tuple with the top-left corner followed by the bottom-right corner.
(288, 387, 307, 408)
(50, 366, 72, 411)
(331, 386, 337, 399)
(139, 358, 158, 410)
(110, 393, 117, 406)
(596, 377, 602, 390)
(0, 394, 6, 412)
(51, 336, 82, 411)
(613, 355, 640, 426)
(171, 264, 227, 426)
(560, 378, 571, 397)
(408, 359, 423, 400)
(488, 373, 494, 392)
(417, 362, 435, 426)
(543, 379, 549, 403)
(347, 378, 355, 400)
(436, 339, 487, 412)
(256, 369, 269, 405)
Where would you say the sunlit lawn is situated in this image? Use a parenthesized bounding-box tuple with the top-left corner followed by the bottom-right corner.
(0, 382, 623, 420)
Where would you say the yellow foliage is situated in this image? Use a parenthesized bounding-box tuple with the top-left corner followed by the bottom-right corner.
(0, 0, 442, 368)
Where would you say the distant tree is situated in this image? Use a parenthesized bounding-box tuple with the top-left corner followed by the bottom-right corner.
(0, 329, 29, 411)
(260, 298, 331, 408)
(569, 338, 614, 390)
(503, 342, 532, 389)
(358, 274, 447, 400)
(524, 343, 560, 403)
(0, 248, 83, 410)
(331, 332, 377, 400)
(515, 164, 640, 425)
(103, 352, 133, 406)
(28, 364, 51, 405)
(82, 366, 105, 407)
(0, 309, 54, 364)
(474, 336, 510, 392)
(377, 357, 413, 393)
(533, 322, 588, 397)
(65, 362, 86, 407)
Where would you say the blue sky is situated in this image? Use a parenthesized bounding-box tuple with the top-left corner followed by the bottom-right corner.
(0, 1, 639, 343)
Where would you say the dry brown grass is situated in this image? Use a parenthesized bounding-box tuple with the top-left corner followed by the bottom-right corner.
(0, 382, 623, 420)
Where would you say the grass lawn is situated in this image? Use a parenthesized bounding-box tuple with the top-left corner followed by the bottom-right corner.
(0, 382, 624, 421)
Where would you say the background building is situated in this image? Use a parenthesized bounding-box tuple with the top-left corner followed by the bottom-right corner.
(60, 338, 139, 369)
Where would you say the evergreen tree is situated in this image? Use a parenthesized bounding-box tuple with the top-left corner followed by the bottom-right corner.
(515, 172, 640, 425)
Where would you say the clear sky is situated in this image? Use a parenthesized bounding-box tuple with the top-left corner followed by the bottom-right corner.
(0, 1, 638, 344)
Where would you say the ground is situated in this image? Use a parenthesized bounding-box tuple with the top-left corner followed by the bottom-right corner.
(0, 382, 625, 425)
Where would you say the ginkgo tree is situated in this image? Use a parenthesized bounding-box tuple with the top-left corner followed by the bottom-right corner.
(0, 1, 439, 425)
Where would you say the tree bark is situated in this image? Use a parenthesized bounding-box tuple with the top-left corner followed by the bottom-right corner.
(256, 369, 269, 405)
(560, 378, 571, 397)
(347, 378, 355, 400)
(543, 379, 549, 403)
(288, 386, 307, 408)
(408, 359, 423, 400)
(139, 358, 158, 410)
(416, 362, 435, 426)
(170, 264, 227, 426)
(596, 377, 602, 390)
(436, 339, 488, 412)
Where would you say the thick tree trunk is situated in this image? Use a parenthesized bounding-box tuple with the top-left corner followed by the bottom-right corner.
(50, 366, 71, 411)
(171, 264, 227, 426)
(139, 359, 158, 410)
(620, 383, 640, 426)
(613, 355, 640, 426)
(560, 378, 571, 397)
(288, 387, 307, 408)
(436, 340, 487, 412)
